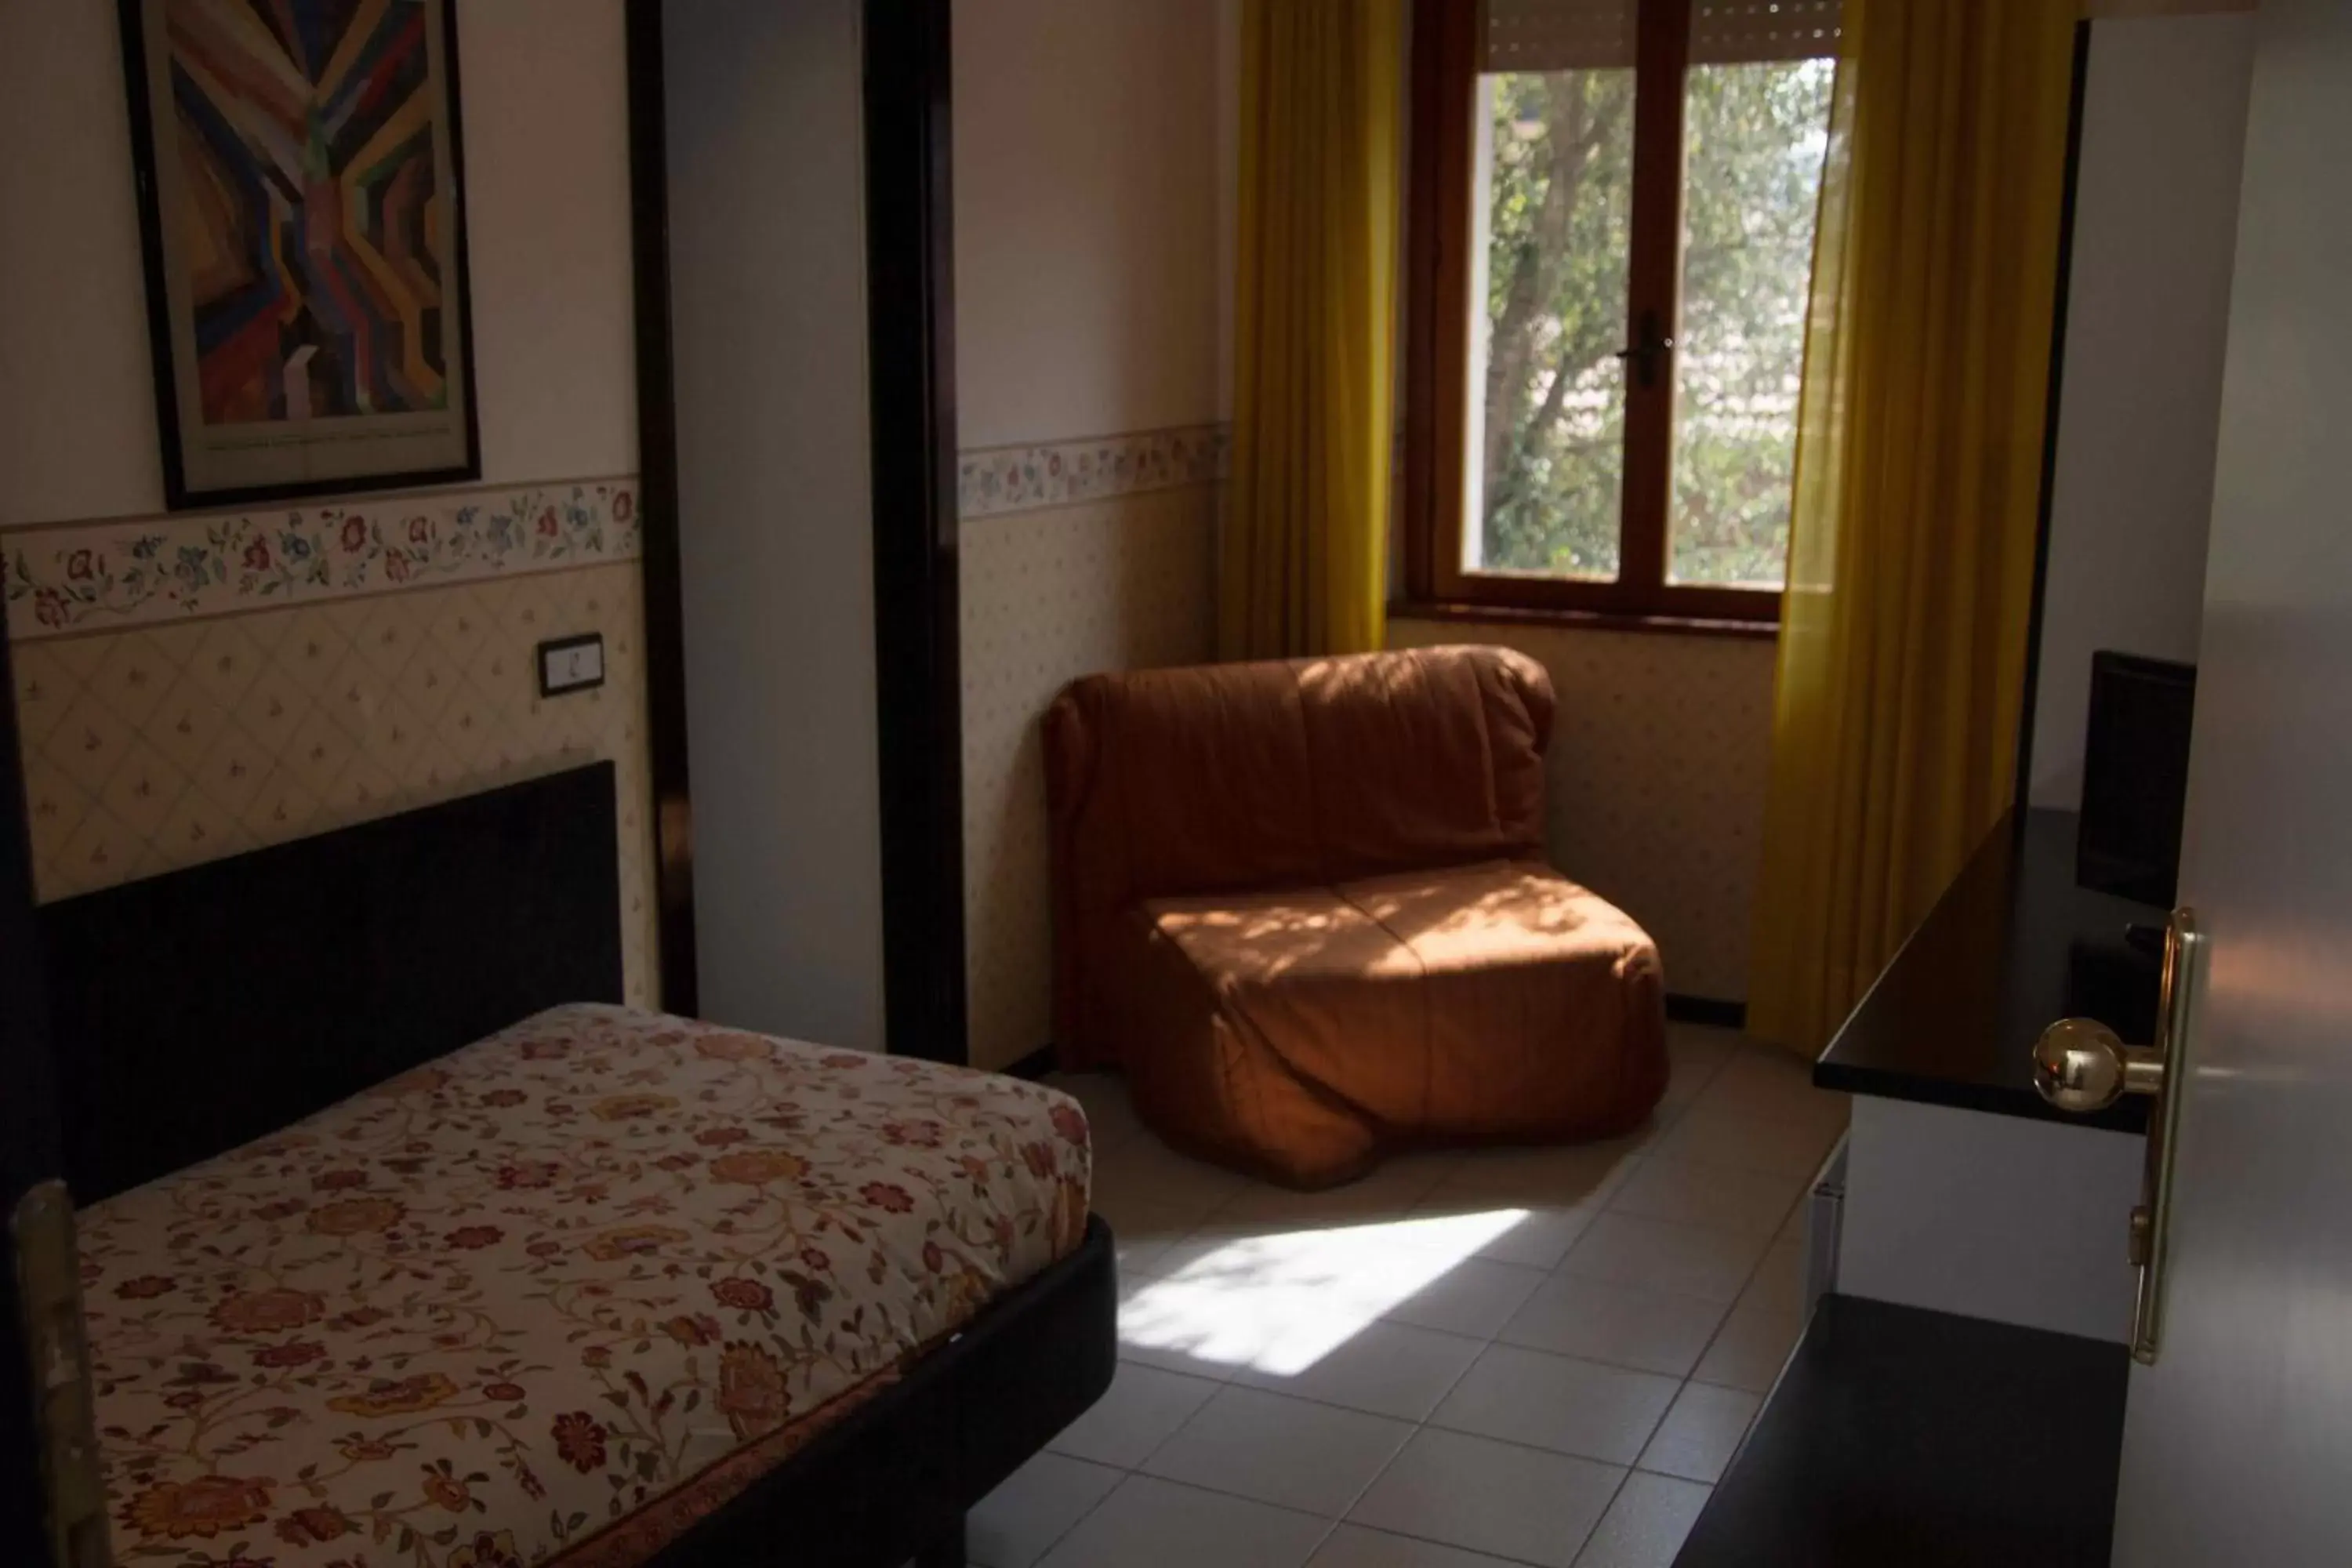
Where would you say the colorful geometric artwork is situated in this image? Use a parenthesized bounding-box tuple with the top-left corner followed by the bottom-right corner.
(168, 0, 448, 423)
(121, 0, 477, 509)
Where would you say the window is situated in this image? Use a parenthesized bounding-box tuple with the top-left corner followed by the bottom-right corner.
(1403, 0, 1839, 625)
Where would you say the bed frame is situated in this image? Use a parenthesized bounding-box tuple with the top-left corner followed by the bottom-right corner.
(35, 762, 1116, 1567)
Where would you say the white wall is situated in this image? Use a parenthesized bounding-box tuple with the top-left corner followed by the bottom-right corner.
(0, 2, 153, 526)
(457, 3, 641, 488)
(953, 0, 1229, 447)
(952, 0, 1234, 1067)
(664, 0, 888, 1051)
(0, 0, 639, 529)
(1215, 0, 1242, 430)
(2026, 15, 2256, 809)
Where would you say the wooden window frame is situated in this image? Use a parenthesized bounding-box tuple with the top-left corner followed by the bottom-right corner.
(1400, 0, 1787, 630)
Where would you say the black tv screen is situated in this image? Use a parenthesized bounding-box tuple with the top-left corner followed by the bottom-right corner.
(2076, 651, 2197, 908)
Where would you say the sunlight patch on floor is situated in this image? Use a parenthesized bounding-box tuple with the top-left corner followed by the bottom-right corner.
(1117, 1208, 1529, 1375)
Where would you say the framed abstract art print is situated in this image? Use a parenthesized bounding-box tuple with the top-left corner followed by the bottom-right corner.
(118, 0, 480, 510)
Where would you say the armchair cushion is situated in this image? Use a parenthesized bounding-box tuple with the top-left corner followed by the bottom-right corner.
(1107, 862, 1664, 1186)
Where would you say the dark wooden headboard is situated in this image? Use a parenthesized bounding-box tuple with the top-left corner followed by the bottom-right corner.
(38, 763, 623, 1203)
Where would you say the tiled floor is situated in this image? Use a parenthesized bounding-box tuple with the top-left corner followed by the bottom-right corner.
(964, 1023, 1849, 1568)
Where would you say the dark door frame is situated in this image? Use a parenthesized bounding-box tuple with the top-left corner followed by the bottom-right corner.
(0, 626, 66, 1563)
(624, 0, 968, 1064)
(2011, 20, 2096, 825)
(858, 0, 971, 1067)
(622, 0, 699, 1018)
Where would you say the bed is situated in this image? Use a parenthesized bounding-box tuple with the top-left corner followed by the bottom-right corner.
(38, 764, 1116, 1568)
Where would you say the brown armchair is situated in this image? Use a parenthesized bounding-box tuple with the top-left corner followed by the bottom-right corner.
(1044, 645, 1667, 1188)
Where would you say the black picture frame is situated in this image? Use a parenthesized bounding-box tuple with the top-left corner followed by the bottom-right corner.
(115, 0, 483, 512)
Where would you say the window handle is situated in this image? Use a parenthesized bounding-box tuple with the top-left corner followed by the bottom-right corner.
(1613, 310, 1675, 389)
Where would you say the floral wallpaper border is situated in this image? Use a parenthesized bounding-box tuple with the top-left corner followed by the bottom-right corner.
(4, 480, 641, 641)
(958, 424, 1229, 521)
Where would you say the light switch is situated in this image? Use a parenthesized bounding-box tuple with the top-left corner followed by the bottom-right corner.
(538, 633, 605, 697)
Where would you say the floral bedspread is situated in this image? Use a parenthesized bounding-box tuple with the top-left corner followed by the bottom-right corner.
(79, 1004, 1092, 1568)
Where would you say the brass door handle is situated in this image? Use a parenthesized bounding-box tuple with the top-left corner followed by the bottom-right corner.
(2030, 909, 2205, 1363)
(2031, 1017, 2165, 1112)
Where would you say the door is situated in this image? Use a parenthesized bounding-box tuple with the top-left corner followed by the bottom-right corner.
(2107, 0, 2352, 1560)
(654, 0, 901, 1053)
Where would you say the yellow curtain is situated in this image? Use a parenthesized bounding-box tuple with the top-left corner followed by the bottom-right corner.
(1221, 0, 1403, 660)
(1747, 0, 2078, 1054)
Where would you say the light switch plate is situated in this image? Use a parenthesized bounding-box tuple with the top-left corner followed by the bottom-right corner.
(538, 633, 605, 697)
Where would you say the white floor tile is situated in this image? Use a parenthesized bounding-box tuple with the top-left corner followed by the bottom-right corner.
(1571, 1472, 1711, 1568)
(1308, 1525, 1526, 1566)
(1434, 1140, 1645, 1209)
(1429, 1345, 1679, 1466)
(1036, 1475, 1330, 1568)
(1348, 1428, 1624, 1568)
(1374, 1149, 1476, 1191)
(1412, 1194, 1599, 1270)
(1111, 1234, 1181, 1281)
(1692, 1299, 1802, 1394)
(1055, 1024, 1808, 1568)
(1664, 1021, 1740, 1069)
(1606, 1156, 1805, 1238)
(1697, 1046, 1849, 1131)
(1045, 1069, 1149, 1155)
(1046, 1360, 1221, 1468)
(967, 1451, 1123, 1568)
(1380, 1255, 1549, 1339)
(1559, 1212, 1772, 1305)
(1092, 1134, 1253, 1226)
(1653, 1026, 1736, 1124)
(1635, 1381, 1759, 1485)
(1154, 1207, 1537, 1290)
(1146, 1212, 1322, 1279)
(1735, 1238, 1808, 1321)
(1117, 1269, 1244, 1381)
(1499, 1274, 1729, 1378)
(1236, 1319, 1484, 1421)
(1121, 1213, 1533, 1381)
(1650, 1100, 1843, 1179)
(1142, 1385, 1414, 1515)
(1470, 1207, 1603, 1270)
(1102, 1197, 1216, 1279)
(1217, 1161, 1453, 1225)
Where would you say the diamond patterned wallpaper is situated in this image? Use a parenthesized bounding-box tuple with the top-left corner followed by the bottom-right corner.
(960, 482, 1219, 1071)
(1390, 616, 1777, 1003)
(9, 562, 659, 1007)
